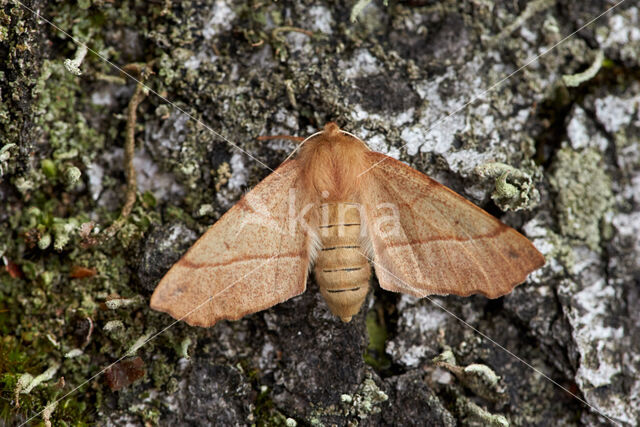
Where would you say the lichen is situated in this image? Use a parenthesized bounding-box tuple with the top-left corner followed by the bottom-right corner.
(0, 2, 170, 424)
(549, 147, 613, 251)
(433, 350, 508, 404)
(3, 0, 639, 425)
(340, 376, 388, 419)
(562, 50, 605, 87)
(474, 162, 541, 211)
(456, 396, 509, 427)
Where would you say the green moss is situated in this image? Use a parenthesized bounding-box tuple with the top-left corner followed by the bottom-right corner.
(252, 385, 290, 426)
(32, 60, 105, 165)
(40, 159, 57, 180)
(0, 2, 169, 423)
(63, 165, 82, 188)
(150, 354, 174, 388)
(363, 308, 391, 371)
(0, 338, 92, 424)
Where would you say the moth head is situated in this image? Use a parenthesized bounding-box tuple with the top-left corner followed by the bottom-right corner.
(322, 122, 341, 137)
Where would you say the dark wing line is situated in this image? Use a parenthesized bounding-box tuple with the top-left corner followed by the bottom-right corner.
(380, 226, 510, 246)
(178, 251, 308, 269)
(151, 159, 312, 327)
(366, 152, 543, 297)
(413, 180, 494, 287)
(375, 162, 492, 288)
(367, 168, 431, 286)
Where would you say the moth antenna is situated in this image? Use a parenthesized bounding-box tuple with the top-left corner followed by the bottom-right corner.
(280, 125, 370, 165)
(256, 134, 306, 164)
(282, 129, 324, 163)
(339, 129, 371, 151)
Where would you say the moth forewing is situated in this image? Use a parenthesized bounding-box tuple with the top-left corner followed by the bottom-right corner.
(150, 160, 312, 326)
(361, 151, 545, 299)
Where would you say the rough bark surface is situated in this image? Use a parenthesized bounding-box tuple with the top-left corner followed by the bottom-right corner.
(1, 0, 639, 425)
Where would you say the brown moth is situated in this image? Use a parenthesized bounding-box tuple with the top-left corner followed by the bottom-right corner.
(150, 123, 545, 326)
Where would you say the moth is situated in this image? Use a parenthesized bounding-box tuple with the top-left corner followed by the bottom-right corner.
(150, 123, 545, 326)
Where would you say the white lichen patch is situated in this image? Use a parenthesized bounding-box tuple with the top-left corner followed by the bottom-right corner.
(559, 268, 634, 423)
(567, 106, 608, 151)
(386, 300, 450, 368)
(273, 107, 299, 130)
(403, 305, 450, 335)
(284, 31, 314, 58)
(347, 106, 412, 159)
(227, 152, 248, 190)
(307, 6, 334, 34)
(365, 133, 400, 159)
(64, 348, 84, 359)
(395, 293, 420, 312)
(408, 68, 466, 157)
(258, 341, 275, 370)
(86, 162, 104, 201)
(133, 148, 184, 201)
(611, 212, 640, 273)
(340, 377, 388, 419)
(91, 89, 115, 107)
(202, 0, 236, 40)
(217, 153, 249, 208)
(386, 343, 429, 368)
(183, 54, 201, 71)
(594, 92, 640, 134)
(147, 111, 190, 151)
(341, 48, 381, 80)
(184, 51, 218, 70)
(596, 7, 640, 65)
(523, 216, 552, 247)
(432, 367, 453, 385)
(405, 60, 508, 177)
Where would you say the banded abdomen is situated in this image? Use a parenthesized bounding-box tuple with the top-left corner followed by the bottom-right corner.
(314, 202, 371, 322)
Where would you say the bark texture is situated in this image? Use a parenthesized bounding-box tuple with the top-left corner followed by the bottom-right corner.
(1, 0, 639, 425)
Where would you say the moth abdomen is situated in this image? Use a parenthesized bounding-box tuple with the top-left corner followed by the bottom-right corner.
(314, 202, 372, 322)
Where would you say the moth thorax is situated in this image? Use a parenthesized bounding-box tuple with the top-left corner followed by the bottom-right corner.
(314, 202, 371, 322)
